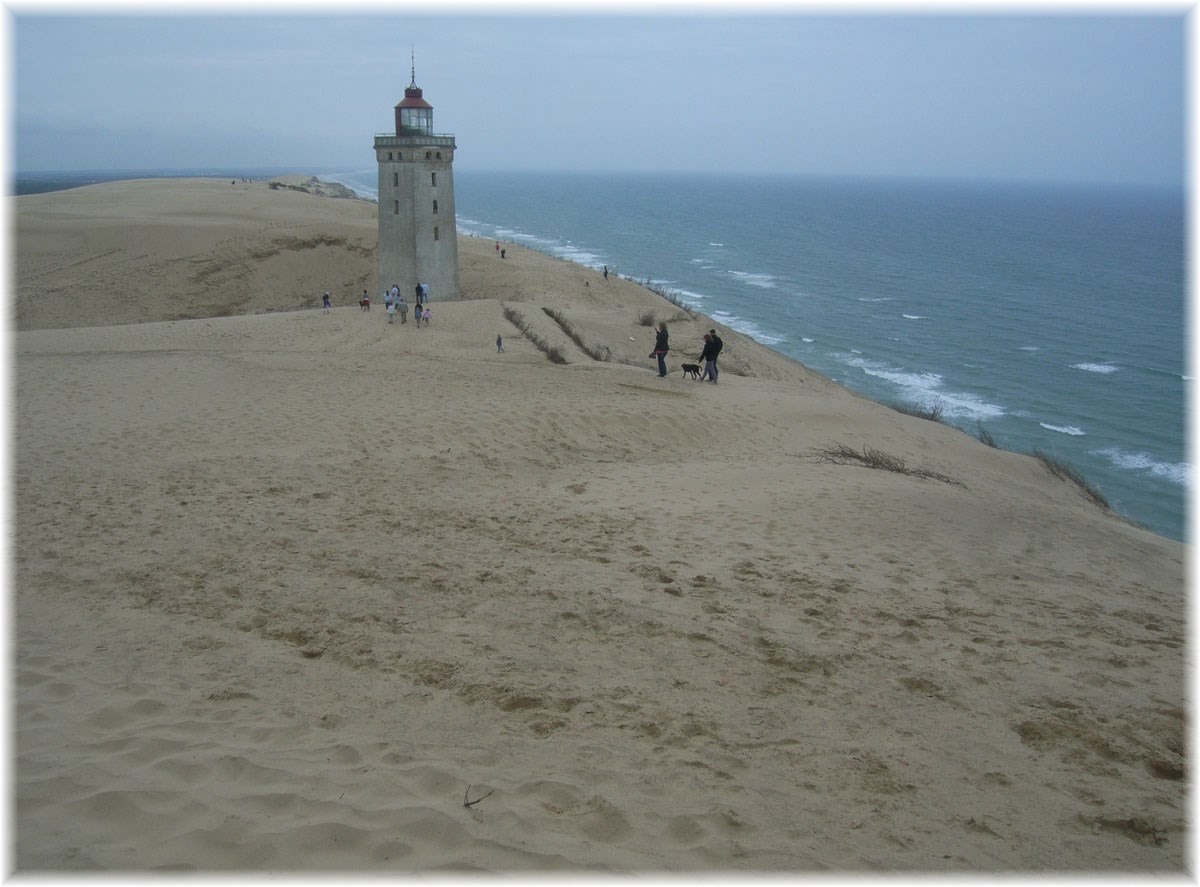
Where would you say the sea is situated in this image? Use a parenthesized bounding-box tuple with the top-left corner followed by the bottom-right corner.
(15, 168, 1189, 542)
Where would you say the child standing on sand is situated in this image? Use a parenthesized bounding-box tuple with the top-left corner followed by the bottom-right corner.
(422, 306, 431, 326)
(322, 292, 331, 313)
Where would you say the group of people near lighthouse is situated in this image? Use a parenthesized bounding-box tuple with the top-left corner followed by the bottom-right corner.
(379, 282, 431, 326)
(651, 321, 723, 382)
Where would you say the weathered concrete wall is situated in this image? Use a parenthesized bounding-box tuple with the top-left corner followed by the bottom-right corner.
(375, 135, 460, 300)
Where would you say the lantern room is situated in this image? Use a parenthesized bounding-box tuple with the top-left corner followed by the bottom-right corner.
(395, 80, 433, 136)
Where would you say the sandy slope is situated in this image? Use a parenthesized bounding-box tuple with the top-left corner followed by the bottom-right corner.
(12, 178, 1187, 872)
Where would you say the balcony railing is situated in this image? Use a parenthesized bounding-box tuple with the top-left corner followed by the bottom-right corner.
(374, 132, 456, 147)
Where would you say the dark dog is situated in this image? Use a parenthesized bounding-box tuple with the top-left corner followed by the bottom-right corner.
(681, 363, 702, 380)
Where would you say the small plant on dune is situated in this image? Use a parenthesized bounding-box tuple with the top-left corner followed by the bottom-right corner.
(811, 443, 964, 487)
(1032, 450, 1110, 511)
(892, 400, 945, 424)
(636, 310, 657, 327)
(642, 280, 697, 319)
(975, 423, 997, 448)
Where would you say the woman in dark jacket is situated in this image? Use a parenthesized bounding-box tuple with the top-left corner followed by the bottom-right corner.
(652, 322, 669, 377)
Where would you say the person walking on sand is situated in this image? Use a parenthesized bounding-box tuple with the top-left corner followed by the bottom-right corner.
(398, 297, 408, 324)
(422, 305, 432, 327)
(603, 265, 608, 280)
(708, 328, 723, 384)
(421, 282, 430, 303)
(322, 292, 331, 313)
(651, 321, 670, 377)
(414, 283, 423, 306)
(697, 332, 717, 382)
(496, 333, 504, 353)
(386, 300, 396, 324)
(359, 292, 370, 311)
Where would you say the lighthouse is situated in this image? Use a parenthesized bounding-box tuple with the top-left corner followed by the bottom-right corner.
(374, 62, 460, 300)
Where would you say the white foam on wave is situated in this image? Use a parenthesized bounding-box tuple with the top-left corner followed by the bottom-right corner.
(1096, 447, 1191, 486)
(858, 297, 893, 302)
(841, 355, 1004, 420)
(1019, 346, 1040, 352)
(711, 310, 785, 345)
(802, 337, 814, 343)
(902, 314, 926, 320)
(1072, 362, 1119, 374)
(1040, 423, 1086, 436)
(728, 270, 778, 289)
(486, 227, 607, 270)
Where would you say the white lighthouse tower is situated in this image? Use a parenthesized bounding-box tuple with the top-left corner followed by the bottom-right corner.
(374, 61, 460, 300)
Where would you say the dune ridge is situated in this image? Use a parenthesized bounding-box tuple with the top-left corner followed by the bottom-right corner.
(13, 177, 1186, 872)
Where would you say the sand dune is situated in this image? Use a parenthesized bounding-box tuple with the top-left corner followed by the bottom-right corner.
(12, 178, 1186, 872)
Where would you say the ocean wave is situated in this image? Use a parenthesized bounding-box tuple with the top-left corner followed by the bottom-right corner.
(858, 297, 893, 302)
(711, 311, 785, 345)
(1072, 362, 1119, 374)
(1095, 447, 1191, 487)
(480, 226, 607, 270)
(728, 270, 778, 289)
(840, 355, 1004, 420)
(1039, 423, 1086, 436)
(1019, 346, 1040, 352)
(902, 314, 926, 320)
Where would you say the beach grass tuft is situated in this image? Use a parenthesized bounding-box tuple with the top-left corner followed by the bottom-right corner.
(975, 423, 998, 448)
(1033, 450, 1110, 510)
(812, 443, 964, 487)
(642, 280, 697, 319)
(892, 400, 945, 424)
(543, 307, 612, 362)
(502, 304, 568, 364)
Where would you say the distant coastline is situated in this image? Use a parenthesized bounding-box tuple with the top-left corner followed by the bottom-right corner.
(13, 168, 313, 196)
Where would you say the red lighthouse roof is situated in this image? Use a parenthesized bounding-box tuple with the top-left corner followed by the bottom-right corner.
(396, 84, 432, 111)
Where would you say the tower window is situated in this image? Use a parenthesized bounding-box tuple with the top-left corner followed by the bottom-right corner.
(434, 226, 440, 241)
(393, 200, 399, 215)
(433, 200, 438, 214)
(436, 152, 442, 160)
(431, 172, 437, 187)
(388, 152, 393, 161)
(393, 172, 398, 187)
(425, 152, 431, 159)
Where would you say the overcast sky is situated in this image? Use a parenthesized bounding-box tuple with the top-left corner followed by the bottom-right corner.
(11, 9, 1187, 186)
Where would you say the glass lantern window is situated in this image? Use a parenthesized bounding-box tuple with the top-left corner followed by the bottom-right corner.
(401, 108, 432, 134)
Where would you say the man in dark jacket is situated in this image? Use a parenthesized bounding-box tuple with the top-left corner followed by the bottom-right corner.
(706, 329, 723, 383)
